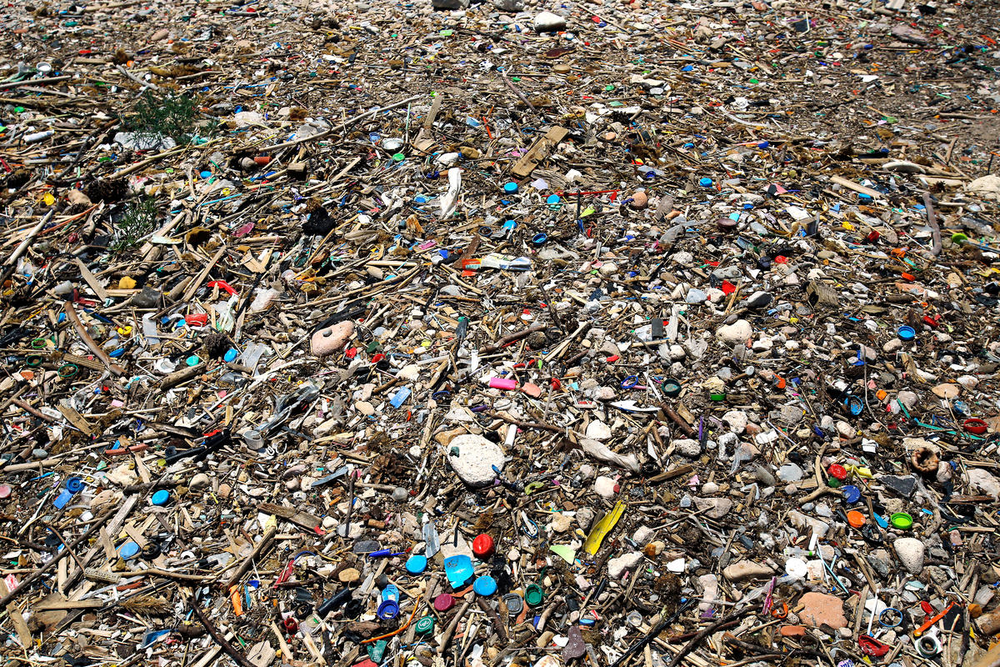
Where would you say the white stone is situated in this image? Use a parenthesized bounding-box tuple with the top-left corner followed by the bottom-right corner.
(722, 410, 748, 433)
(311, 321, 354, 356)
(608, 551, 644, 578)
(533, 11, 566, 32)
(694, 497, 732, 519)
(835, 421, 856, 438)
(550, 513, 574, 533)
(716, 319, 752, 345)
(894, 537, 925, 574)
(632, 525, 655, 545)
(594, 476, 618, 499)
(967, 468, 1000, 499)
(598, 261, 618, 277)
(189, 473, 210, 491)
(446, 434, 505, 488)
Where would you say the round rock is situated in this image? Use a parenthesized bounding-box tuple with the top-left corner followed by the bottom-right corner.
(446, 434, 505, 488)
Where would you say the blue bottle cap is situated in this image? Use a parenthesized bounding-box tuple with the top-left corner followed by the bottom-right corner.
(503, 182, 518, 194)
(377, 599, 399, 619)
(405, 555, 428, 575)
(699, 177, 713, 187)
(546, 194, 561, 205)
(65, 477, 84, 494)
(842, 484, 861, 504)
(119, 541, 141, 560)
(473, 575, 497, 597)
(443, 555, 474, 589)
(224, 348, 238, 363)
(151, 490, 170, 506)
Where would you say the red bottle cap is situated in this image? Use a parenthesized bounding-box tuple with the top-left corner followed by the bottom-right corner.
(433, 594, 454, 612)
(828, 464, 848, 481)
(472, 534, 495, 559)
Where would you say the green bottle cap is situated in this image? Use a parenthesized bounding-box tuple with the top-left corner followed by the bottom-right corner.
(414, 616, 435, 635)
(890, 512, 913, 530)
(525, 584, 544, 607)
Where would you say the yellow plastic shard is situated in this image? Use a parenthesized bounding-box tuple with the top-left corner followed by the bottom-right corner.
(583, 500, 626, 555)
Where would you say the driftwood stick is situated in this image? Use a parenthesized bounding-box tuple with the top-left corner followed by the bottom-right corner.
(189, 591, 259, 667)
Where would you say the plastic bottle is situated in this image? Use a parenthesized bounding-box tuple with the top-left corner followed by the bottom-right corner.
(25, 130, 54, 143)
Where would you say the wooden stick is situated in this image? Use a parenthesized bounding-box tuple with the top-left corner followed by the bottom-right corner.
(667, 607, 750, 667)
(480, 323, 545, 353)
(437, 599, 471, 656)
(264, 95, 422, 151)
(223, 527, 276, 590)
(189, 591, 258, 667)
(181, 245, 227, 304)
(0, 76, 72, 90)
(0, 210, 54, 288)
(63, 300, 125, 376)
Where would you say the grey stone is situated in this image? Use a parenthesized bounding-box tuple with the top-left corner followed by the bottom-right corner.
(745, 291, 773, 309)
(673, 438, 702, 457)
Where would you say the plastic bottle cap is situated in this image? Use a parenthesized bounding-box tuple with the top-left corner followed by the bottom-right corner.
(119, 541, 140, 560)
(433, 594, 454, 612)
(841, 484, 861, 504)
(699, 177, 713, 187)
(65, 477, 84, 494)
(890, 512, 913, 530)
(151, 490, 170, 506)
(503, 593, 524, 615)
(414, 617, 435, 635)
(443, 554, 474, 588)
(186, 355, 201, 366)
(828, 464, 848, 481)
(898, 325, 915, 341)
(405, 555, 428, 574)
(847, 510, 866, 528)
(473, 575, 497, 597)
(503, 182, 518, 193)
(377, 599, 399, 619)
(525, 584, 544, 607)
(224, 348, 238, 363)
(392, 153, 405, 162)
(0, 484, 10, 499)
(785, 557, 808, 579)
(472, 534, 495, 559)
